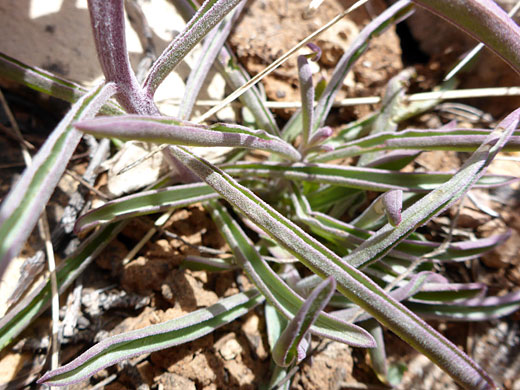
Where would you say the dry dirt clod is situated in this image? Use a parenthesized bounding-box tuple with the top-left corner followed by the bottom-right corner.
(228, 0, 402, 119)
(154, 372, 196, 390)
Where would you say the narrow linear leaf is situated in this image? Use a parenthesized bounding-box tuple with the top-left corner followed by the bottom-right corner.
(306, 185, 361, 211)
(272, 276, 336, 367)
(333, 271, 445, 322)
(281, 0, 413, 142)
(358, 68, 414, 166)
(412, 0, 520, 74)
(365, 150, 421, 171)
(222, 161, 514, 192)
(39, 290, 263, 386)
(265, 302, 287, 352)
(0, 82, 117, 278)
(209, 201, 374, 347)
(314, 128, 520, 162)
(144, 0, 244, 96)
(298, 55, 315, 149)
(0, 53, 123, 115)
(406, 290, 520, 321)
(293, 189, 510, 263)
(265, 302, 291, 390)
(167, 144, 497, 389)
(0, 53, 81, 104)
(74, 182, 218, 233)
(216, 46, 281, 135)
(313, 0, 414, 130)
(383, 190, 403, 227)
(344, 109, 520, 269)
(76, 115, 301, 161)
(178, 2, 245, 120)
(363, 320, 389, 385)
(413, 282, 487, 302)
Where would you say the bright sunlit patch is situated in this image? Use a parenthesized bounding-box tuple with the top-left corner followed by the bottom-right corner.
(29, 0, 63, 19)
(75, 0, 88, 10)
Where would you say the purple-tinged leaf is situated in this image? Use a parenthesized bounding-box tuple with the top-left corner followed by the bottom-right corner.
(292, 187, 510, 263)
(0, 222, 125, 351)
(76, 115, 301, 161)
(306, 42, 322, 62)
(406, 290, 520, 321)
(0, 53, 124, 115)
(413, 0, 520, 75)
(143, 0, 245, 97)
(308, 126, 333, 146)
(209, 201, 374, 347)
(363, 321, 407, 386)
(74, 183, 217, 233)
(298, 55, 314, 150)
(170, 0, 280, 135)
(413, 282, 487, 302)
(302, 144, 334, 155)
(345, 108, 520, 270)
(88, 0, 158, 115)
(216, 47, 281, 135)
(383, 190, 403, 227)
(313, 0, 414, 130)
(221, 161, 515, 192)
(362, 320, 389, 384)
(358, 68, 414, 166)
(265, 303, 291, 389)
(350, 190, 405, 229)
(365, 150, 421, 171)
(281, 1, 413, 143)
(334, 272, 445, 322)
(0, 82, 116, 279)
(181, 255, 237, 272)
(178, 2, 245, 120)
(314, 128, 520, 163)
(400, 231, 512, 262)
(38, 290, 263, 386)
(265, 302, 287, 352)
(166, 144, 497, 389)
(272, 277, 336, 367)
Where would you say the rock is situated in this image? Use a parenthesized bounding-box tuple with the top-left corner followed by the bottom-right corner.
(155, 373, 196, 390)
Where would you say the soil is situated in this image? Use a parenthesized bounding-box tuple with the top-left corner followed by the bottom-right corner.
(1, 1, 520, 390)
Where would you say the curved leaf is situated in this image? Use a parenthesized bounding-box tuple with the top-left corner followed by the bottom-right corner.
(0, 53, 122, 114)
(0, 82, 116, 278)
(39, 290, 263, 386)
(76, 116, 301, 161)
(313, 0, 414, 130)
(413, 0, 520, 74)
(313, 128, 520, 162)
(171, 0, 280, 135)
(167, 143, 498, 389)
(222, 161, 515, 192)
(144, 0, 244, 96)
(343, 108, 520, 270)
(209, 201, 374, 347)
(75, 183, 217, 232)
(178, 2, 245, 120)
(406, 290, 520, 321)
(272, 277, 336, 366)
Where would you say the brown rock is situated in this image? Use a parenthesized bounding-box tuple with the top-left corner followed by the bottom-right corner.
(155, 372, 196, 390)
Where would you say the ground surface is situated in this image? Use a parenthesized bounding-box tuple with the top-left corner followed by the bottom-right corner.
(0, 1, 520, 389)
